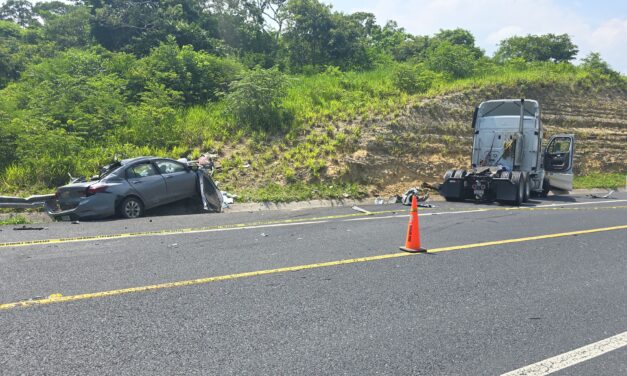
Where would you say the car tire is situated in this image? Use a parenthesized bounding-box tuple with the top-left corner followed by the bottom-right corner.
(119, 197, 144, 219)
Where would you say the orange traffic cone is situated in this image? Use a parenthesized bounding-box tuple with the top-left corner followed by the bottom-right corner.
(400, 195, 426, 253)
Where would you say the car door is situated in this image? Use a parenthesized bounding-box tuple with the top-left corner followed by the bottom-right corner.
(125, 162, 167, 208)
(154, 160, 197, 202)
(544, 134, 575, 191)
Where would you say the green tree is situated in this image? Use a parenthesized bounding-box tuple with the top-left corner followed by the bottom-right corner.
(40, 5, 94, 49)
(495, 33, 578, 63)
(226, 67, 291, 133)
(393, 64, 438, 94)
(426, 41, 477, 78)
(0, 0, 39, 27)
(129, 38, 243, 104)
(121, 82, 182, 148)
(3, 49, 128, 140)
(0, 20, 56, 88)
(282, 0, 370, 70)
(84, 0, 219, 55)
(432, 28, 483, 58)
(581, 52, 619, 77)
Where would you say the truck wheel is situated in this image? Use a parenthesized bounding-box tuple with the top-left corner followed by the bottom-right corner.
(539, 178, 550, 198)
(510, 171, 524, 206)
(522, 173, 531, 202)
(443, 169, 455, 181)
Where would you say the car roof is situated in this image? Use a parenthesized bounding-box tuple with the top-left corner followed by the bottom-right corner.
(120, 156, 165, 165)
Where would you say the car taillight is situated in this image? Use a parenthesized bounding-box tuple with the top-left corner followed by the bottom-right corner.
(86, 183, 109, 196)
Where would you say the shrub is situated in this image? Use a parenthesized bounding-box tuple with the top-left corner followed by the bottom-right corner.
(393, 64, 437, 94)
(225, 67, 293, 134)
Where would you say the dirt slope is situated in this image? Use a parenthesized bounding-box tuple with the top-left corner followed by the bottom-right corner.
(341, 82, 627, 194)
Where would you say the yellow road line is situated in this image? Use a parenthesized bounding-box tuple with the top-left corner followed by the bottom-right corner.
(2, 224, 625, 311)
(2, 205, 627, 249)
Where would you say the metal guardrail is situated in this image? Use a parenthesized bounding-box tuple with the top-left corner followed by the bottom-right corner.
(0, 195, 56, 209)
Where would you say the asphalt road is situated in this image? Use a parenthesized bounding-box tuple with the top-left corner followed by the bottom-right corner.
(1, 193, 626, 375)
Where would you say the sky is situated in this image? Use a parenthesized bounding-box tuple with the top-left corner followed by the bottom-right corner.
(326, 0, 627, 73)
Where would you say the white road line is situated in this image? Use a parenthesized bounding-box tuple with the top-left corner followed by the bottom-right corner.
(342, 200, 627, 223)
(502, 331, 627, 376)
(343, 209, 491, 222)
(533, 199, 627, 208)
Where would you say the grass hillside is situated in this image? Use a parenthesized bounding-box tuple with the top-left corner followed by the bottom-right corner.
(2, 0, 626, 202)
(211, 64, 627, 200)
(2, 61, 625, 202)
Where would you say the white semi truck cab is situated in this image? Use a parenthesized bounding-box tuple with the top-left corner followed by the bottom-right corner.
(439, 99, 575, 205)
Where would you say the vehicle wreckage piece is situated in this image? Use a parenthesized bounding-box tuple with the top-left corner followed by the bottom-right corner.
(0, 194, 56, 209)
(439, 99, 575, 205)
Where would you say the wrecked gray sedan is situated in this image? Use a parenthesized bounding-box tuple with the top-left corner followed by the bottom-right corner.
(47, 157, 222, 220)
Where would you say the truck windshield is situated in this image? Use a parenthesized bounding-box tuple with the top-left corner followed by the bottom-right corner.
(480, 101, 536, 117)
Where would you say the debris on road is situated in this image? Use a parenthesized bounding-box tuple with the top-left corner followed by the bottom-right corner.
(13, 225, 46, 231)
(587, 190, 615, 199)
(260, 233, 269, 237)
(221, 191, 236, 207)
(351, 206, 372, 215)
(401, 187, 430, 206)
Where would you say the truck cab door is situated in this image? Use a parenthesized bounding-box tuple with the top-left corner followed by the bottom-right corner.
(544, 134, 575, 191)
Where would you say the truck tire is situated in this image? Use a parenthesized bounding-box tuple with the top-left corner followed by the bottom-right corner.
(522, 172, 531, 202)
(539, 178, 550, 198)
(443, 169, 455, 181)
(510, 171, 524, 206)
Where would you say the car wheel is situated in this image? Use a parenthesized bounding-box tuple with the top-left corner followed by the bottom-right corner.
(120, 197, 144, 219)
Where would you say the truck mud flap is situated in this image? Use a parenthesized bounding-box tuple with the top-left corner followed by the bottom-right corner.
(494, 179, 516, 201)
(439, 178, 465, 200)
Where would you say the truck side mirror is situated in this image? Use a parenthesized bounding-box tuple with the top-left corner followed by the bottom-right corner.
(471, 107, 478, 128)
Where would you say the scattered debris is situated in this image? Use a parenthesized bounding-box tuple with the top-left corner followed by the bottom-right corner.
(260, 233, 269, 237)
(401, 187, 430, 206)
(13, 225, 45, 231)
(388, 195, 402, 204)
(587, 190, 615, 199)
(374, 197, 384, 205)
(71, 220, 80, 225)
(221, 191, 236, 208)
(342, 193, 350, 198)
(168, 243, 178, 248)
(351, 206, 372, 215)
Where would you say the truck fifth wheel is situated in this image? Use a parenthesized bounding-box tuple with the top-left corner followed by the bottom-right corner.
(439, 99, 575, 205)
